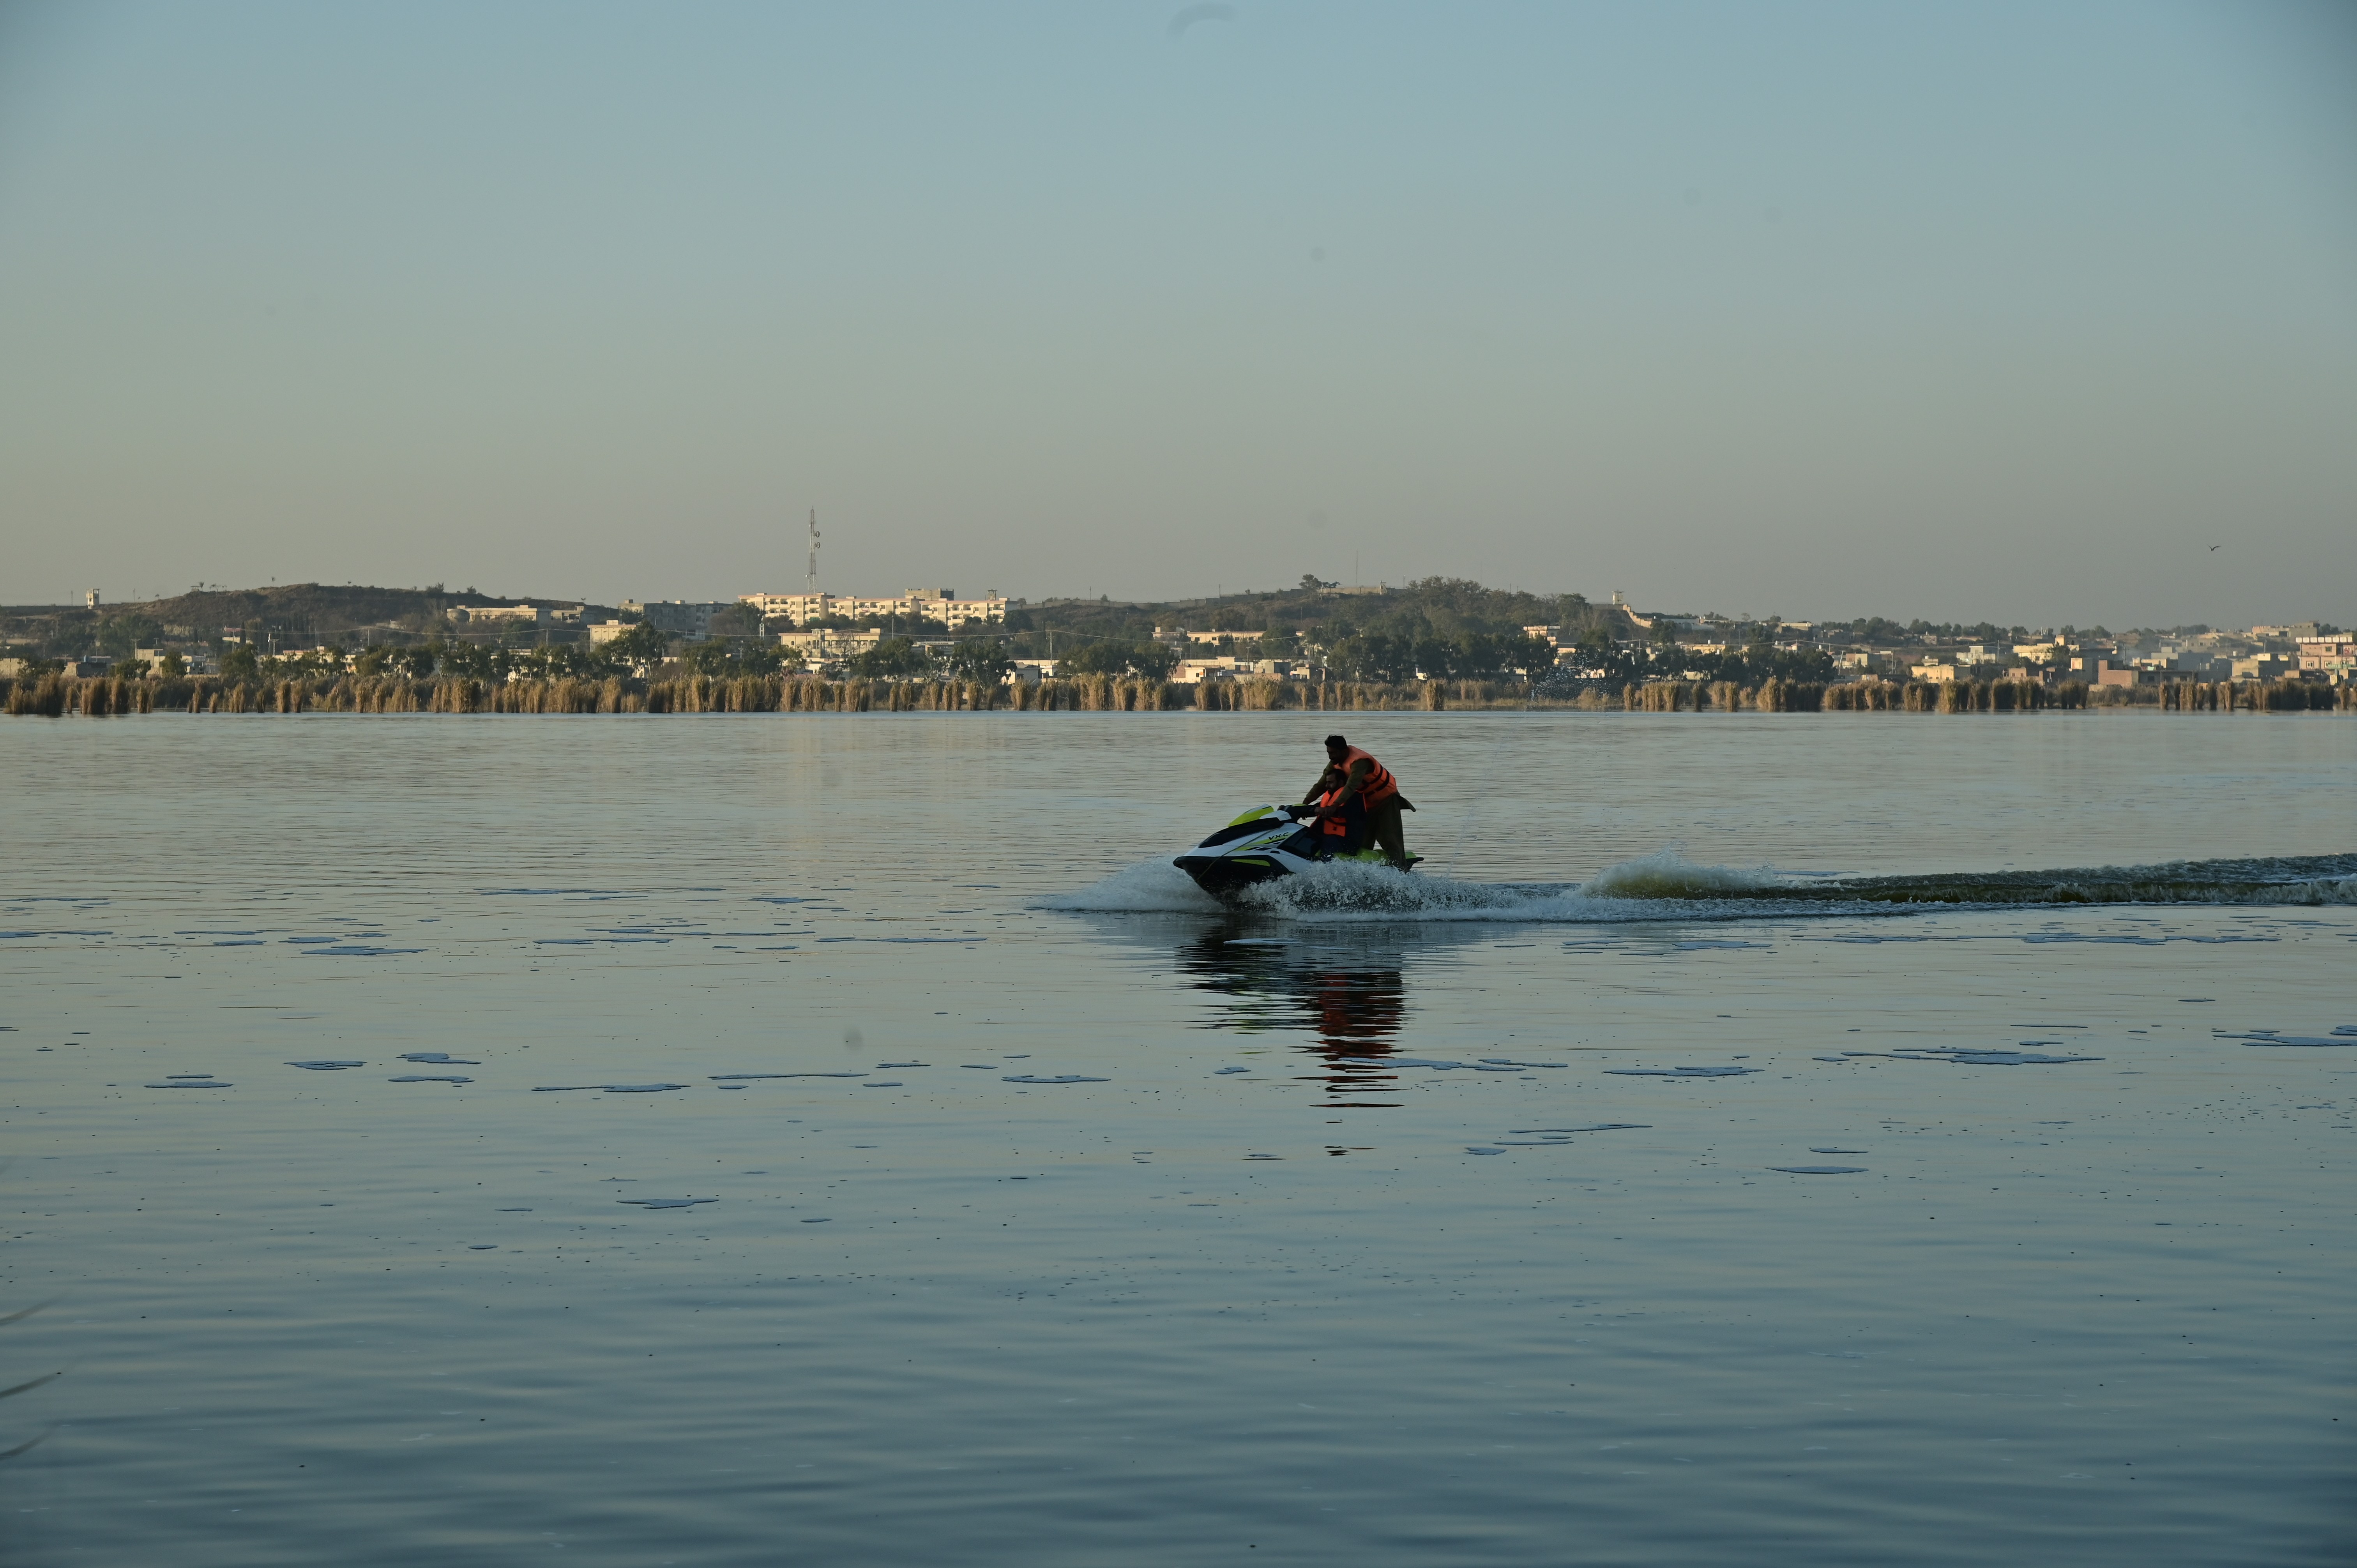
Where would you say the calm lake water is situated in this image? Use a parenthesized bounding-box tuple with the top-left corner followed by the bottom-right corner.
(2, 711, 2351, 1565)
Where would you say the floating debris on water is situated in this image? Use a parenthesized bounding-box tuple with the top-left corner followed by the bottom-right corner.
(287, 1060, 365, 1070)
(400, 1053, 480, 1065)
(1004, 1074, 1107, 1084)
(390, 1075, 473, 1085)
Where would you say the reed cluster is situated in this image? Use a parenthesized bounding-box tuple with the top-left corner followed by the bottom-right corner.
(1626, 679, 1833, 712)
(5, 671, 2351, 718)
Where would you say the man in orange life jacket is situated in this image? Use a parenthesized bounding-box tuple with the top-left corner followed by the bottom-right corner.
(1299, 734, 1415, 868)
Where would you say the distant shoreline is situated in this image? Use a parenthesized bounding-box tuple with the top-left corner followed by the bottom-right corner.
(6, 671, 2350, 717)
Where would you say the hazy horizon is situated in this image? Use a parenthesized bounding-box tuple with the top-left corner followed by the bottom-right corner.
(3, 1, 2352, 627)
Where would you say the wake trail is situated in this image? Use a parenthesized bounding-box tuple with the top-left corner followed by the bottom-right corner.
(1035, 850, 2357, 923)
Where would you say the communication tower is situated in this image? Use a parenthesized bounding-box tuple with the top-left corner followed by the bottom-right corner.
(806, 509, 820, 595)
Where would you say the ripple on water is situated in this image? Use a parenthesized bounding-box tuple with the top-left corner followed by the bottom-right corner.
(1842, 1048, 2099, 1067)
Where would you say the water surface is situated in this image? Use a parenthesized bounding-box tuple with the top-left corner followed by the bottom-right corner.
(2, 712, 2351, 1564)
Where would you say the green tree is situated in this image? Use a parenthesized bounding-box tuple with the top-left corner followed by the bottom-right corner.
(1059, 639, 1175, 679)
(847, 637, 936, 679)
(944, 639, 1012, 683)
(219, 642, 261, 682)
(97, 613, 159, 660)
(604, 623, 672, 671)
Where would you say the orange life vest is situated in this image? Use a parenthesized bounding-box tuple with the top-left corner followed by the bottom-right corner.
(1315, 783, 1352, 837)
(1337, 747, 1399, 808)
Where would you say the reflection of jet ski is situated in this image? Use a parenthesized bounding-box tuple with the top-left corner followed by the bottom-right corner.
(1173, 805, 1418, 905)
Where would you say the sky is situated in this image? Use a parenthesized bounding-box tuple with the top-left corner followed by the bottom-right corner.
(2, 1, 2352, 628)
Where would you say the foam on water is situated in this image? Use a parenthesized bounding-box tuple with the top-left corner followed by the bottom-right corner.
(1043, 849, 2357, 924)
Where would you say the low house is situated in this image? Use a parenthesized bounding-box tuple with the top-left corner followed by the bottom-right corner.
(1173, 657, 1250, 684)
(777, 629, 883, 661)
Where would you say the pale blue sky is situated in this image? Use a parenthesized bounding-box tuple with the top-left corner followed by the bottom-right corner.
(2, 1, 2351, 625)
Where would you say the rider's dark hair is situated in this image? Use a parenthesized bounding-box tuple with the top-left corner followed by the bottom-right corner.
(1323, 734, 1347, 749)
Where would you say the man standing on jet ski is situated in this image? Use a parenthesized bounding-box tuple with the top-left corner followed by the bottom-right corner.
(1299, 734, 1415, 868)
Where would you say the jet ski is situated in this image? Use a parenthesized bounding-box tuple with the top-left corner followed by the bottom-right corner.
(1173, 805, 1418, 905)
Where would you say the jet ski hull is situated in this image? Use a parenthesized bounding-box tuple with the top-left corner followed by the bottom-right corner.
(1171, 805, 1417, 908)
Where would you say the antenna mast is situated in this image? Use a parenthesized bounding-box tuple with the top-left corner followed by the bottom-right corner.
(805, 508, 820, 595)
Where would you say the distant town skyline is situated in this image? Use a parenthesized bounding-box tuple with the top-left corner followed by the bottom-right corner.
(3, 2, 2352, 627)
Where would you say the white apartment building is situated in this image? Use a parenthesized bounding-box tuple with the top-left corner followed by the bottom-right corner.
(447, 603, 547, 627)
(737, 587, 1008, 630)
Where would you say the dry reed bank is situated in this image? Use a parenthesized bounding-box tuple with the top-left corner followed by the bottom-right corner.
(4, 671, 2351, 719)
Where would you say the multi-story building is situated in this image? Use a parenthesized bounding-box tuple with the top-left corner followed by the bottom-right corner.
(2297, 636, 2355, 681)
(737, 588, 1008, 630)
(621, 600, 735, 639)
